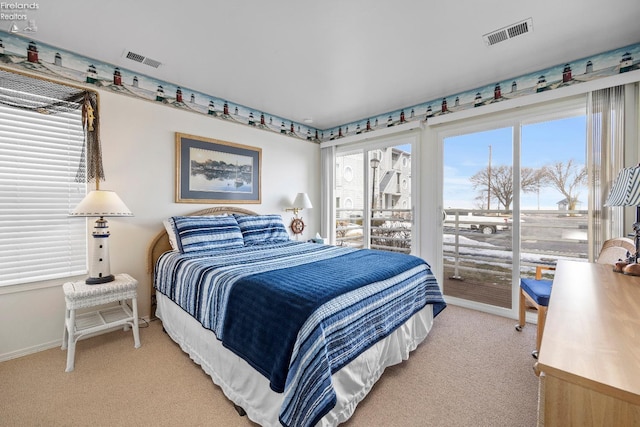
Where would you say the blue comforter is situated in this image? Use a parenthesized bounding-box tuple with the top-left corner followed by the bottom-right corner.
(154, 241, 445, 427)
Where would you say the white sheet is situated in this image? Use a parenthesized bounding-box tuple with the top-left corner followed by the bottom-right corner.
(156, 291, 434, 426)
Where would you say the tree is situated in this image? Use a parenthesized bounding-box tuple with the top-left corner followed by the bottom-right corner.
(470, 165, 544, 210)
(474, 191, 488, 210)
(542, 160, 587, 210)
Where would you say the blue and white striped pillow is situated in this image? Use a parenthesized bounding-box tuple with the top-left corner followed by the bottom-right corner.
(235, 214, 290, 245)
(171, 215, 244, 253)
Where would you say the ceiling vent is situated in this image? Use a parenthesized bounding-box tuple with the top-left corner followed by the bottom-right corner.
(122, 50, 162, 69)
(483, 18, 533, 46)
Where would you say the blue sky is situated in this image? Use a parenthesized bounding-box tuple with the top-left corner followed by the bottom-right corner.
(444, 115, 587, 210)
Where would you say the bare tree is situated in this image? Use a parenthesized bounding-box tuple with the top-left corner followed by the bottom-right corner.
(542, 160, 587, 210)
(474, 191, 487, 210)
(470, 165, 544, 210)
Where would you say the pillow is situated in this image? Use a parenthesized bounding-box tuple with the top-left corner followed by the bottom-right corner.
(235, 214, 290, 245)
(163, 219, 179, 251)
(171, 215, 244, 253)
(163, 213, 229, 251)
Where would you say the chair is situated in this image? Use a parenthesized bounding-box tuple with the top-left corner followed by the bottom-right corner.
(515, 237, 635, 359)
(596, 237, 635, 266)
(515, 265, 554, 359)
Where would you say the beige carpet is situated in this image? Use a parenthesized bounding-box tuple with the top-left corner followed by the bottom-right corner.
(0, 305, 539, 426)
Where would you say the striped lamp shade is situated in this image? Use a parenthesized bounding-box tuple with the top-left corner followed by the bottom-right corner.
(605, 166, 640, 207)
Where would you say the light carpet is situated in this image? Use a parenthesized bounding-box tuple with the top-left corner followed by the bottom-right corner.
(0, 304, 539, 426)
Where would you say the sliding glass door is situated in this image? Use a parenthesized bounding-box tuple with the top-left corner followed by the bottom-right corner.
(519, 116, 588, 284)
(443, 127, 514, 308)
(335, 151, 365, 248)
(334, 138, 415, 254)
(441, 102, 587, 310)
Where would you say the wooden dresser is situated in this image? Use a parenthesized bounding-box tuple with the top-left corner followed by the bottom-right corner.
(536, 260, 640, 426)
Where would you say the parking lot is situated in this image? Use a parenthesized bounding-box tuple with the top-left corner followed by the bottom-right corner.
(444, 212, 588, 258)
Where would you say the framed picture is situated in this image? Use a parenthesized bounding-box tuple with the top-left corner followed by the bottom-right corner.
(175, 132, 262, 204)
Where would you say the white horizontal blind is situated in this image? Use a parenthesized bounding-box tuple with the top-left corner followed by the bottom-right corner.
(0, 102, 87, 286)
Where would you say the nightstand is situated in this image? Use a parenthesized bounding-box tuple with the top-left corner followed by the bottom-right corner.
(61, 273, 140, 372)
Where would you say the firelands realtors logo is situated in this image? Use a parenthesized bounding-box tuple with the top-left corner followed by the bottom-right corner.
(1, 2, 38, 18)
(1, 3, 38, 33)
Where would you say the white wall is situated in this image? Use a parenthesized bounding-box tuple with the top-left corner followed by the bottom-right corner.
(0, 89, 320, 361)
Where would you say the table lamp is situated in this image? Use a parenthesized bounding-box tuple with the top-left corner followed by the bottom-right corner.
(70, 190, 133, 284)
(604, 164, 640, 275)
(286, 192, 313, 235)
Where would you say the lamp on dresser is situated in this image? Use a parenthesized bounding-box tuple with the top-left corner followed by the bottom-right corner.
(605, 164, 640, 275)
(70, 189, 133, 284)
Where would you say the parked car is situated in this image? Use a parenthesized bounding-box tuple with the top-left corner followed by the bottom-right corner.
(443, 210, 511, 234)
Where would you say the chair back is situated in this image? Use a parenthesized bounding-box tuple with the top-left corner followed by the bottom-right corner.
(596, 237, 635, 265)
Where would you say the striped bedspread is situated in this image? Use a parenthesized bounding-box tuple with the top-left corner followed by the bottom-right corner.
(154, 241, 445, 427)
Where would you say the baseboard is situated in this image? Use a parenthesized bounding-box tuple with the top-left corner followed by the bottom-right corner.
(0, 315, 152, 362)
(444, 297, 539, 324)
(0, 339, 62, 362)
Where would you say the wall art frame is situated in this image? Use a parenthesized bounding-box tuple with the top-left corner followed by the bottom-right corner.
(175, 132, 261, 204)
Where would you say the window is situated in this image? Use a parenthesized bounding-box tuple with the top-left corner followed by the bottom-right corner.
(333, 134, 417, 254)
(345, 197, 353, 209)
(0, 89, 87, 286)
(343, 165, 353, 182)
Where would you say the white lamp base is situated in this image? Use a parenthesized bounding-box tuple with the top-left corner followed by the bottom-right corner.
(86, 274, 114, 285)
(86, 218, 114, 285)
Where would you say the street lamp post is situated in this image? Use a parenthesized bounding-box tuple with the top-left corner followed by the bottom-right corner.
(370, 156, 380, 218)
(487, 144, 492, 211)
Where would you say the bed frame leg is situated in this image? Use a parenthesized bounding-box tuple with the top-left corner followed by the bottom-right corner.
(233, 403, 247, 417)
(233, 404, 246, 417)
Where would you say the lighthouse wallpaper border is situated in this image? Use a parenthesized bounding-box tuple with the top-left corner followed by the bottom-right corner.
(0, 31, 321, 143)
(175, 133, 262, 204)
(0, 31, 638, 144)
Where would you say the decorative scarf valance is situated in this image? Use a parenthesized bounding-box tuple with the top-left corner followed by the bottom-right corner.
(0, 68, 104, 183)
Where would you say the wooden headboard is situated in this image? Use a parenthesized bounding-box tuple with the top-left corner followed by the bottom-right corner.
(146, 206, 258, 316)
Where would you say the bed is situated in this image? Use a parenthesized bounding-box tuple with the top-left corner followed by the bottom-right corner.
(147, 207, 446, 427)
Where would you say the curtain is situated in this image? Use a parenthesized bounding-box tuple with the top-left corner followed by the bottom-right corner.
(587, 85, 625, 259)
(320, 145, 336, 243)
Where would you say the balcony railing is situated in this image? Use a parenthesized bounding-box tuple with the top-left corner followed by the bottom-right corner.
(336, 208, 412, 253)
(443, 208, 588, 307)
(334, 208, 589, 287)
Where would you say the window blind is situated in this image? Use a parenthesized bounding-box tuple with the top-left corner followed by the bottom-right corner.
(0, 102, 87, 286)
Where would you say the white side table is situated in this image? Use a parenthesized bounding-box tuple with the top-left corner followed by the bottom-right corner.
(61, 273, 140, 372)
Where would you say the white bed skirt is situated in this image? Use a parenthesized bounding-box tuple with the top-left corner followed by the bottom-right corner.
(156, 292, 434, 426)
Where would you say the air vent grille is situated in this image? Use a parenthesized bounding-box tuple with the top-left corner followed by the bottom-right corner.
(483, 18, 533, 46)
(122, 50, 162, 69)
(142, 57, 162, 68)
(507, 21, 529, 38)
(486, 31, 508, 46)
(125, 51, 145, 63)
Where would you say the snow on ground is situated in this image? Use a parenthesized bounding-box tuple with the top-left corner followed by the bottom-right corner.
(443, 234, 585, 269)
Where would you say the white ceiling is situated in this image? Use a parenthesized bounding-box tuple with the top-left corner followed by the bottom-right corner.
(18, 0, 640, 129)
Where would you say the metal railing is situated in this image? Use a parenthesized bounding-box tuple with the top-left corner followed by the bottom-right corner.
(336, 208, 412, 253)
(443, 208, 588, 285)
(334, 208, 589, 281)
